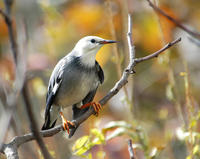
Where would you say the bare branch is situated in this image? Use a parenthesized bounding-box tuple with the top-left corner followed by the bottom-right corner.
(22, 85, 53, 159)
(135, 37, 181, 64)
(128, 139, 136, 159)
(146, 0, 200, 40)
(127, 14, 136, 74)
(1, 0, 53, 158)
(1, 3, 18, 64)
(0, 8, 10, 21)
(1, 125, 62, 158)
(127, 14, 135, 61)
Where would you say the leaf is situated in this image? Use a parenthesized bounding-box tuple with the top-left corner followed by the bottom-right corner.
(106, 127, 127, 140)
(149, 147, 158, 158)
(193, 145, 200, 155)
(72, 136, 90, 155)
(166, 84, 174, 101)
(186, 156, 192, 159)
(91, 129, 105, 145)
(132, 143, 143, 149)
(87, 153, 92, 159)
(102, 121, 133, 134)
(79, 153, 93, 159)
(49, 150, 56, 158)
(97, 151, 106, 159)
(74, 146, 90, 156)
(72, 129, 106, 156)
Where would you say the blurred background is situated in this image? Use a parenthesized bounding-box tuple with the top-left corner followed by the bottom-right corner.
(0, 0, 200, 159)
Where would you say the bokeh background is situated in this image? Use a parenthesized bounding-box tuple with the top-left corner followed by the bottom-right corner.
(0, 0, 200, 159)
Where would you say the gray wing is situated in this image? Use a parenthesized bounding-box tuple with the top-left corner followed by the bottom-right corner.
(42, 58, 66, 129)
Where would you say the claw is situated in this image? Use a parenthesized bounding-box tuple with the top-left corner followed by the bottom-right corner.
(80, 102, 102, 116)
(59, 112, 74, 134)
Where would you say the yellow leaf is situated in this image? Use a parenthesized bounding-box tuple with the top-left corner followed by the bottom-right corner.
(193, 145, 200, 155)
(91, 129, 105, 143)
(180, 72, 187, 76)
(72, 136, 89, 151)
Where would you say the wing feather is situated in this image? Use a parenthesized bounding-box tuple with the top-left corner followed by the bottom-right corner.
(95, 61, 104, 84)
(44, 58, 66, 121)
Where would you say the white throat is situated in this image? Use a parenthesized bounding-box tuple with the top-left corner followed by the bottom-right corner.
(79, 51, 96, 67)
(72, 48, 98, 67)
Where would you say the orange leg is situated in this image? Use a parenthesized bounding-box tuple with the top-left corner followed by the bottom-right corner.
(80, 102, 102, 116)
(59, 112, 74, 134)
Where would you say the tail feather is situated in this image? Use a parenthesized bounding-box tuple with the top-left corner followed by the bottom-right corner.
(41, 114, 57, 130)
(42, 105, 60, 130)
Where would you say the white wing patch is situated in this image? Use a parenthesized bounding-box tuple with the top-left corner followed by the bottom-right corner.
(52, 82, 60, 94)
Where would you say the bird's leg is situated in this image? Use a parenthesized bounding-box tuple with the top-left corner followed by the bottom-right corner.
(59, 112, 74, 134)
(80, 102, 102, 116)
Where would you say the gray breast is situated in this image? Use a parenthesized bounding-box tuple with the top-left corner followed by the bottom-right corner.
(54, 56, 99, 108)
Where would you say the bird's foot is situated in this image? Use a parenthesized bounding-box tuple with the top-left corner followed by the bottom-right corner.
(59, 112, 74, 134)
(80, 102, 102, 116)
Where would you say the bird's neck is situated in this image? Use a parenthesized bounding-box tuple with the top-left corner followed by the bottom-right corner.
(79, 52, 96, 67)
(73, 50, 96, 67)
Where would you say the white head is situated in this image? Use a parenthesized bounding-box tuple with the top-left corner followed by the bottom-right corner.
(72, 36, 116, 66)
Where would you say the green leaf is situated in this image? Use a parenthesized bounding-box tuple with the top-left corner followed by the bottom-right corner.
(72, 136, 90, 150)
(74, 146, 89, 156)
(186, 155, 192, 159)
(106, 127, 127, 140)
(91, 128, 105, 144)
(193, 145, 200, 155)
(72, 136, 92, 155)
(97, 151, 106, 159)
(102, 121, 132, 134)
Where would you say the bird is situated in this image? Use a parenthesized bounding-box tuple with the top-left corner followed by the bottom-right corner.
(41, 36, 116, 136)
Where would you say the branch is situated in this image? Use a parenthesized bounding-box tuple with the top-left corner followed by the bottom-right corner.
(22, 85, 53, 159)
(146, 0, 200, 40)
(134, 37, 181, 64)
(128, 139, 136, 159)
(0, 13, 181, 158)
(1, 0, 52, 158)
(0, 8, 10, 22)
(1, 126, 62, 158)
(68, 17, 181, 135)
(1, 2, 18, 64)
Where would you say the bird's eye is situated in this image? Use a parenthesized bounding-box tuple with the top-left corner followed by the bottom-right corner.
(90, 39, 96, 43)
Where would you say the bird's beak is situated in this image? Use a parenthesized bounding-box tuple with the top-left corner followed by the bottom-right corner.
(99, 40, 117, 44)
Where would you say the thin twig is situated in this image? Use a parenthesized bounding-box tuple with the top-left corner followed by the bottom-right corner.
(127, 14, 135, 61)
(0, 8, 10, 21)
(127, 14, 136, 74)
(134, 37, 181, 63)
(2, 1, 18, 64)
(128, 139, 135, 159)
(146, 0, 200, 40)
(0, 125, 62, 156)
(106, 0, 130, 103)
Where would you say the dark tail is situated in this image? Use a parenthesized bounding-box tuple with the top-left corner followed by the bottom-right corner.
(41, 114, 57, 130)
(42, 91, 57, 130)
